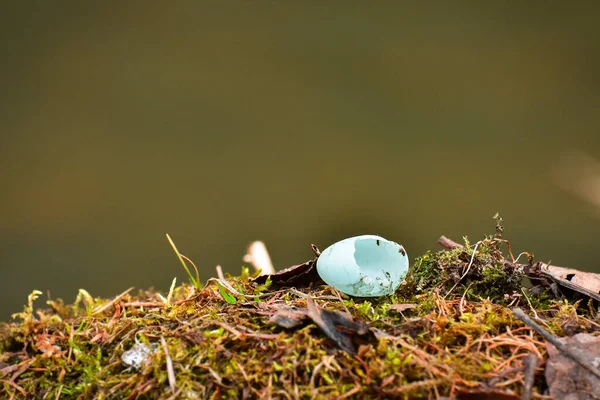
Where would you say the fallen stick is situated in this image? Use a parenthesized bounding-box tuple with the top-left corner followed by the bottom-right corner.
(438, 235, 463, 249)
(512, 308, 600, 380)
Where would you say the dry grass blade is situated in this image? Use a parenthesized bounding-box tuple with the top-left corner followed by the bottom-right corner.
(160, 337, 176, 393)
(91, 287, 134, 315)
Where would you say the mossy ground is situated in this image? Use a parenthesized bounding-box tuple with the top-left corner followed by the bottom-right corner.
(1, 234, 599, 399)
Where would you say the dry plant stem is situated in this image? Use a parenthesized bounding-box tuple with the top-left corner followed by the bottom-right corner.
(67, 326, 75, 363)
(288, 288, 339, 301)
(91, 287, 135, 315)
(333, 289, 352, 315)
(311, 244, 321, 257)
(166, 234, 200, 286)
(160, 337, 176, 393)
(0, 379, 26, 396)
(55, 384, 63, 400)
(522, 353, 539, 400)
(165, 388, 184, 400)
(444, 243, 479, 298)
(338, 384, 361, 399)
(205, 278, 337, 300)
(178, 255, 201, 284)
(521, 288, 543, 323)
(215, 265, 225, 281)
(512, 308, 600, 379)
(243, 241, 275, 275)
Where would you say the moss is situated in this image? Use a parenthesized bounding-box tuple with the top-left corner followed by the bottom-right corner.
(400, 235, 524, 304)
(1, 230, 599, 399)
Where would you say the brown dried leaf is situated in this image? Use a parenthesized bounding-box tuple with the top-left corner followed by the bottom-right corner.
(268, 308, 308, 329)
(306, 297, 362, 354)
(252, 259, 322, 288)
(545, 333, 600, 400)
(268, 299, 370, 354)
(525, 262, 600, 302)
(542, 264, 600, 294)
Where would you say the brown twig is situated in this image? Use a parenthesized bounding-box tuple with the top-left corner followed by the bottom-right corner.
(0, 379, 26, 396)
(438, 236, 463, 249)
(512, 308, 600, 379)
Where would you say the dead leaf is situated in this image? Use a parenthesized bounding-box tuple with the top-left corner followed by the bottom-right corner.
(520, 261, 600, 302)
(252, 259, 323, 288)
(542, 264, 600, 295)
(268, 299, 370, 354)
(305, 297, 366, 354)
(389, 303, 417, 313)
(268, 308, 308, 329)
(545, 333, 600, 400)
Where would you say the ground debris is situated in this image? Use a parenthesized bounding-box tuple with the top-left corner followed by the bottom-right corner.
(305, 297, 370, 354)
(268, 306, 308, 329)
(268, 299, 371, 354)
(1, 228, 600, 399)
(525, 262, 600, 302)
(545, 333, 600, 400)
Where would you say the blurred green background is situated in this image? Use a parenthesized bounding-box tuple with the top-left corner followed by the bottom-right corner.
(2, 2, 600, 320)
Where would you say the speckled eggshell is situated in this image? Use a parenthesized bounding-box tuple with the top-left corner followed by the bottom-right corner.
(316, 235, 409, 297)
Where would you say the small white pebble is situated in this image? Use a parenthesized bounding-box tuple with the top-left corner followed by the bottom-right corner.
(121, 341, 156, 370)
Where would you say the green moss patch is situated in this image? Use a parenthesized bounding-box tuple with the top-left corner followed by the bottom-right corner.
(1, 231, 599, 399)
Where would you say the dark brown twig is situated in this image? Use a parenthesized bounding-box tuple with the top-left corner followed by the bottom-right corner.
(512, 308, 600, 379)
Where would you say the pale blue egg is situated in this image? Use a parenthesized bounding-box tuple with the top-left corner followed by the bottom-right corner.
(316, 235, 409, 297)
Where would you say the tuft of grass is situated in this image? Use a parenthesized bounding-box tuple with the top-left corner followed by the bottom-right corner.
(165, 233, 201, 289)
(157, 277, 178, 307)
